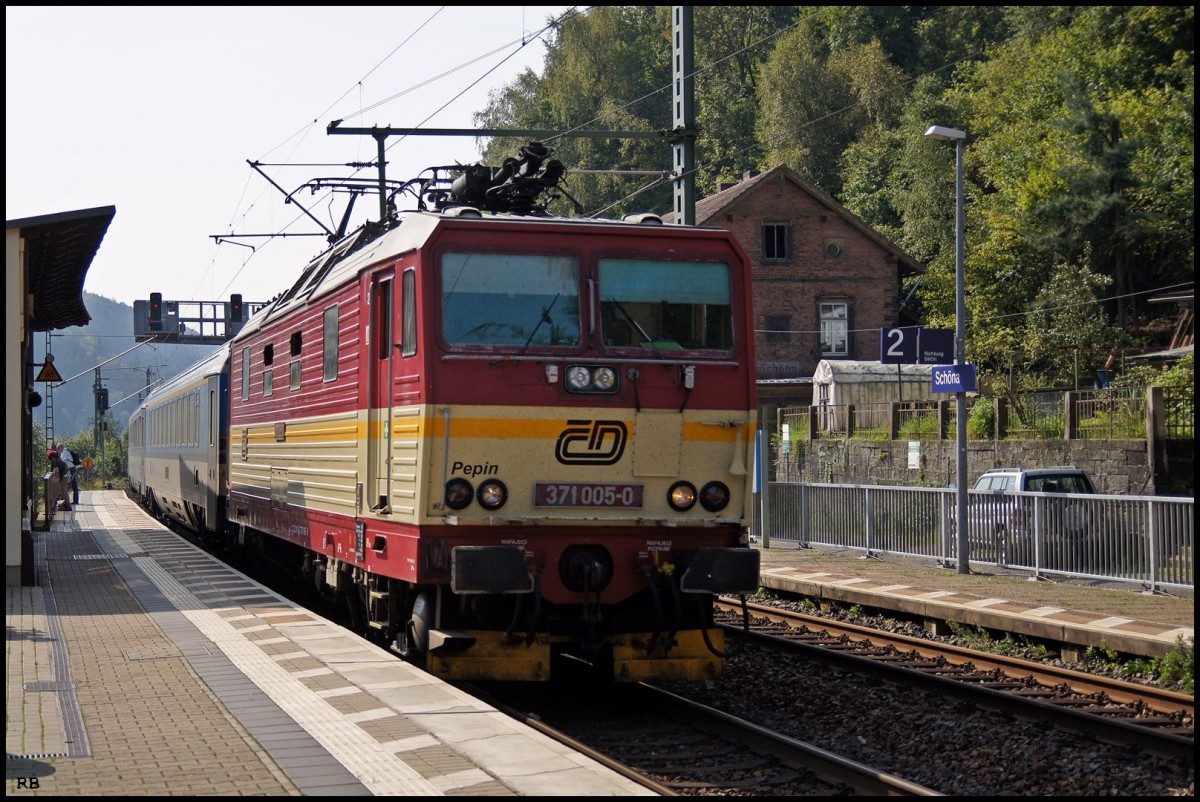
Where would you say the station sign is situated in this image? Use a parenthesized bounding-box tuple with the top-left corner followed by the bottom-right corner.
(880, 327, 954, 365)
(931, 364, 976, 393)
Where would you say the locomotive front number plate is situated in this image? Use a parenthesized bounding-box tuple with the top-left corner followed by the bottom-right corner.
(535, 482, 644, 508)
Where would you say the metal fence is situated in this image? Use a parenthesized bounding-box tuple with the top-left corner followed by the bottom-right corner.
(755, 481, 1194, 593)
(787, 384, 1191, 442)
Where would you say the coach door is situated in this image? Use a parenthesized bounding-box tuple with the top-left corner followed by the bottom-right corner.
(367, 272, 396, 513)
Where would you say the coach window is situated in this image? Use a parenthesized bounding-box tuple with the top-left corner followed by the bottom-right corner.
(819, 300, 850, 357)
(241, 347, 251, 401)
(763, 222, 790, 262)
(400, 270, 417, 357)
(323, 305, 339, 381)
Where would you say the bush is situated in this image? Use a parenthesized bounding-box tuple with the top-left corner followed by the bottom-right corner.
(966, 398, 994, 439)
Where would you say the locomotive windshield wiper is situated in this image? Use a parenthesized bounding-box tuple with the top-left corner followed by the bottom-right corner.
(518, 293, 560, 354)
(608, 298, 652, 345)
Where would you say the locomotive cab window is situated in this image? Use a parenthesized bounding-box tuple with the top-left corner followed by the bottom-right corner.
(598, 258, 733, 351)
(441, 252, 580, 347)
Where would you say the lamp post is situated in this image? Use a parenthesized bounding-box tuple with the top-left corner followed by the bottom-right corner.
(924, 124, 970, 575)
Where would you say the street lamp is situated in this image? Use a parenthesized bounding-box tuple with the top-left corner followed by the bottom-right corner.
(924, 124, 970, 575)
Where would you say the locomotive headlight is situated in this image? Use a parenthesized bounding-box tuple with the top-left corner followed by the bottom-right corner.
(668, 481, 697, 511)
(699, 481, 730, 512)
(445, 478, 474, 510)
(565, 365, 592, 391)
(476, 479, 508, 510)
(591, 366, 618, 391)
(564, 364, 619, 394)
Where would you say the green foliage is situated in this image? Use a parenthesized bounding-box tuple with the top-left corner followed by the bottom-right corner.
(1103, 638, 1193, 694)
(946, 621, 995, 650)
(897, 414, 940, 441)
(1157, 638, 1195, 695)
(1083, 643, 1121, 667)
(1113, 352, 1193, 391)
(472, 6, 1190, 376)
(966, 398, 994, 440)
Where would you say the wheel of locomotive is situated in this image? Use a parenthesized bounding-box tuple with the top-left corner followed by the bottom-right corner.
(393, 591, 433, 667)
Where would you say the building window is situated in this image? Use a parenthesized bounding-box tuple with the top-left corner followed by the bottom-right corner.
(763, 223, 790, 261)
(323, 305, 339, 381)
(263, 369, 273, 397)
(289, 361, 301, 391)
(765, 314, 791, 343)
(263, 343, 274, 366)
(819, 301, 849, 356)
(290, 331, 302, 356)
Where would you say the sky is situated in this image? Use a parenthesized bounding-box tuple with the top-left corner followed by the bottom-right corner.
(7, 6, 575, 308)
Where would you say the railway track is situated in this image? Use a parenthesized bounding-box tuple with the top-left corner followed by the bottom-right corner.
(153, 514, 1192, 794)
(714, 598, 1194, 759)
(465, 679, 941, 796)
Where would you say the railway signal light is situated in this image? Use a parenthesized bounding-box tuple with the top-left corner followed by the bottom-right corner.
(149, 292, 163, 331)
(96, 387, 109, 412)
(230, 293, 243, 322)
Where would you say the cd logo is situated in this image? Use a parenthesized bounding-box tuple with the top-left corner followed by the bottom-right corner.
(556, 420, 627, 465)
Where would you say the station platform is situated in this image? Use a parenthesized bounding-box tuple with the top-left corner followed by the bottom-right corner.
(755, 540, 1194, 661)
(6, 491, 654, 797)
(8, 493, 1193, 796)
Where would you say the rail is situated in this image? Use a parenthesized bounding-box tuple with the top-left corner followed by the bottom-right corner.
(755, 482, 1194, 592)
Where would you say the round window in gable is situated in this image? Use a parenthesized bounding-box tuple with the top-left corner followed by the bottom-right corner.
(824, 239, 844, 258)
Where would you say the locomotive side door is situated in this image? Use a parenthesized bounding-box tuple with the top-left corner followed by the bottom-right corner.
(367, 272, 395, 512)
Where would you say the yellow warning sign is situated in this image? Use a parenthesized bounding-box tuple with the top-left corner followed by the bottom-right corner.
(35, 362, 63, 382)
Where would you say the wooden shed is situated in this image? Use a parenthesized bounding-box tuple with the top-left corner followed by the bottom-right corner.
(813, 360, 935, 430)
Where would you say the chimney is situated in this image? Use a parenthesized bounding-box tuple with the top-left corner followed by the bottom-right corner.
(743, 169, 761, 181)
(719, 182, 736, 191)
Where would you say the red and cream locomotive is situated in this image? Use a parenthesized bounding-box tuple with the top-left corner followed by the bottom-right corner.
(131, 143, 760, 682)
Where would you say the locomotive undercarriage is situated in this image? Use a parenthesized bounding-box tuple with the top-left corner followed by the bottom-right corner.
(200, 518, 758, 683)
(300, 550, 744, 682)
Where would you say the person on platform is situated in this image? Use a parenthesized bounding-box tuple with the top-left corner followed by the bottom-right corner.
(47, 448, 71, 511)
(57, 442, 79, 505)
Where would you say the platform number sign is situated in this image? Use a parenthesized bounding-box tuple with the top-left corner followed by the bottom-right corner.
(880, 327, 954, 365)
(880, 327, 918, 364)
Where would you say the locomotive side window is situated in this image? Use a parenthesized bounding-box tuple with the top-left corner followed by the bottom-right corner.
(375, 278, 393, 361)
(401, 270, 416, 357)
(289, 331, 303, 391)
(323, 305, 339, 381)
(441, 253, 580, 347)
(598, 258, 733, 351)
(241, 347, 250, 401)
